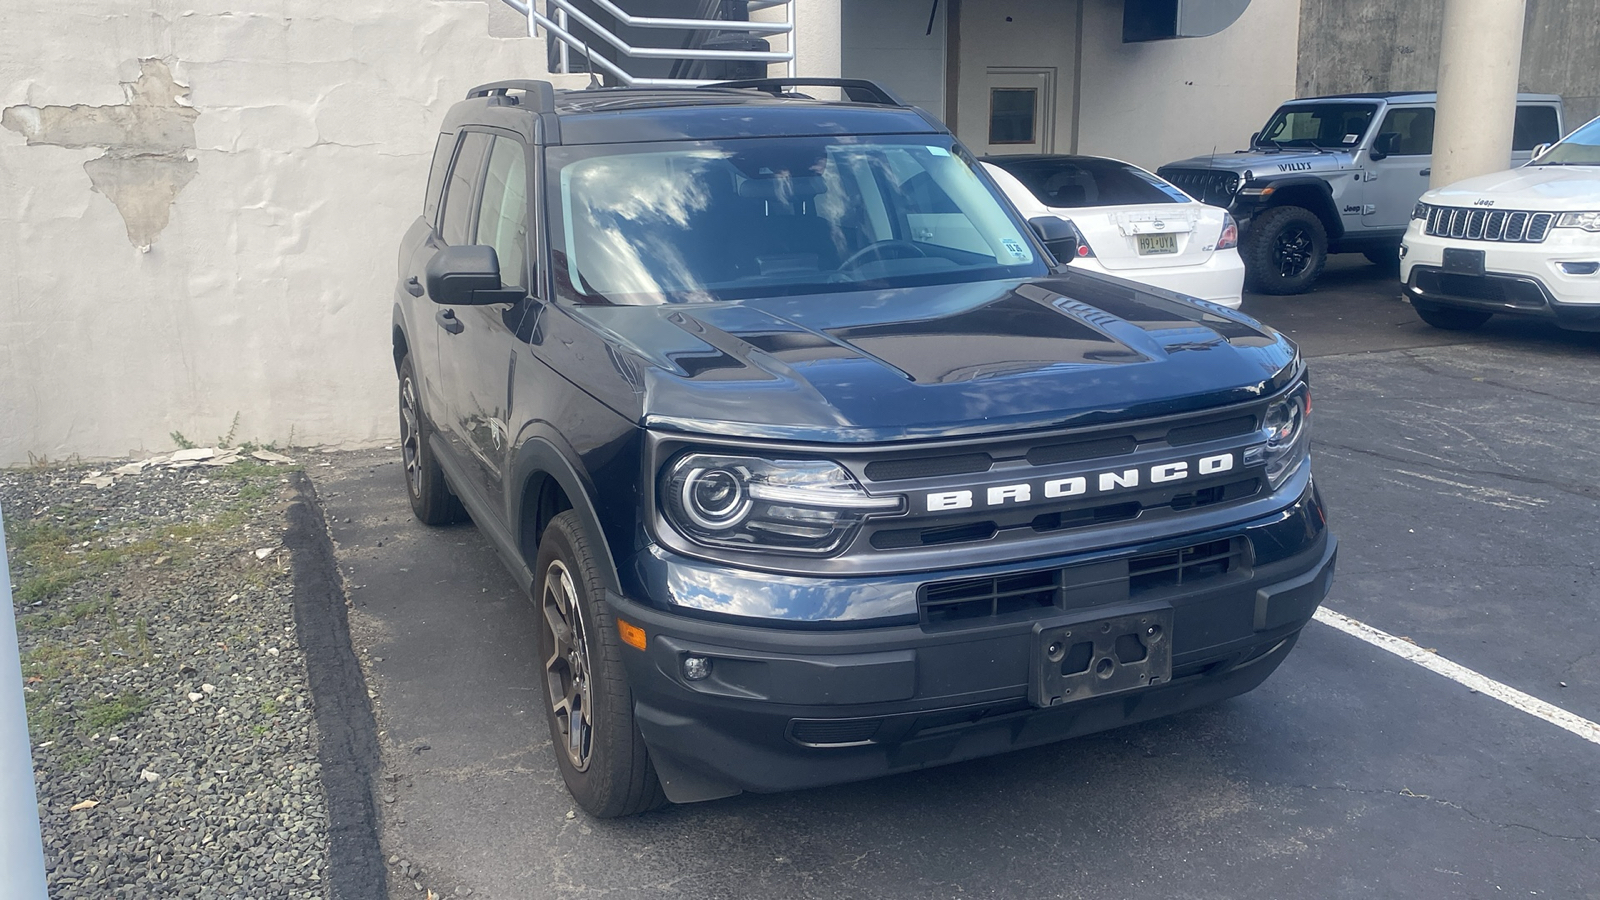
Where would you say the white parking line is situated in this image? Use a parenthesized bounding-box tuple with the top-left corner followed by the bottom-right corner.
(1313, 607, 1600, 747)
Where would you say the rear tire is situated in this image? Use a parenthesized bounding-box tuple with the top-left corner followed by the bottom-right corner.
(1412, 301, 1492, 331)
(1244, 206, 1328, 295)
(535, 510, 666, 818)
(398, 354, 465, 525)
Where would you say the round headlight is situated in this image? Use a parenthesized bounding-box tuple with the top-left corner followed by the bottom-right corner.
(678, 466, 751, 530)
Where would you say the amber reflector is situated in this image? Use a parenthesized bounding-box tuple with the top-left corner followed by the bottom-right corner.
(617, 619, 647, 651)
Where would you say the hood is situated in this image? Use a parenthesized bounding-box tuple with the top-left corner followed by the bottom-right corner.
(1162, 149, 1354, 178)
(1423, 164, 1600, 210)
(571, 274, 1298, 443)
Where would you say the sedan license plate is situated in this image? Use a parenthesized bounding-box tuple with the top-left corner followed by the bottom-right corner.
(1442, 247, 1486, 276)
(1028, 605, 1173, 708)
(1137, 233, 1178, 255)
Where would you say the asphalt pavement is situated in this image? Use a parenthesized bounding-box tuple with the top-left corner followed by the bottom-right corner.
(310, 255, 1600, 900)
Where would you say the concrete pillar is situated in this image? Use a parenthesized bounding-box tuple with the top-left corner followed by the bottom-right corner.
(0, 503, 50, 899)
(1431, 0, 1527, 188)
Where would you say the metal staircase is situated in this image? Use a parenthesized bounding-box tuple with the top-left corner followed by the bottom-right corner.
(498, 0, 796, 86)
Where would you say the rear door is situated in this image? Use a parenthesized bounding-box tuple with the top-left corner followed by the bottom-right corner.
(1362, 104, 1433, 230)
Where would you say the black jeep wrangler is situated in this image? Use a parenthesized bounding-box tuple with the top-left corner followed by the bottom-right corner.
(393, 78, 1337, 817)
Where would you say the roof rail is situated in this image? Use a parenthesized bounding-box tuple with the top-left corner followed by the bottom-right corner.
(466, 80, 557, 112)
(705, 78, 907, 107)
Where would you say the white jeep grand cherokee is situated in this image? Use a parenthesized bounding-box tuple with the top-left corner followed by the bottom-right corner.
(1401, 114, 1600, 332)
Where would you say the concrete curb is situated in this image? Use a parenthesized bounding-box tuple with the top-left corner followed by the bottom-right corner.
(0, 502, 49, 898)
(284, 474, 388, 900)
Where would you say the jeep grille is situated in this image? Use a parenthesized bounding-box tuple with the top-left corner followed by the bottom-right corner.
(1155, 168, 1239, 205)
(1425, 206, 1554, 243)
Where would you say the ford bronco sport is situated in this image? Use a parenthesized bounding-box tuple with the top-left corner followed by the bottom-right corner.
(1159, 92, 1562, 294)
(393, 78, 1337, 817)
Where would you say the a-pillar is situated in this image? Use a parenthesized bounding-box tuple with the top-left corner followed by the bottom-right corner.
(1431, 0, 1528, 188)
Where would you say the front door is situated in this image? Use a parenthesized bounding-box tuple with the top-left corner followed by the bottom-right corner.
(438, 132, 538, 507)
(980, 68, 1055, 156)
(1363, 105, 1434, 230)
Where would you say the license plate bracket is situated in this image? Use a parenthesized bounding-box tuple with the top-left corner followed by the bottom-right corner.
(1442, 247, 1486, 276)
(1137, 233, 1179, 255)
(1028, 605, 1174, 708)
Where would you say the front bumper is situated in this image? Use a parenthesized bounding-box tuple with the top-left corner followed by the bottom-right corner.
(610, 483, 1335, 802)
(1400, 223, 1600, 330)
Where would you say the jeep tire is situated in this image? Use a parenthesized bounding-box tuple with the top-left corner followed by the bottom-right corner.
(1412, 300, 1493, 331)
(398, 354, 466, 525)
(1244, 205, 1328, 295)
(535, 510, 666, 818)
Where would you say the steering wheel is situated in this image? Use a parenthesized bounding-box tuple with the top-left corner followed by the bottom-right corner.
(838, 240, 927, 272)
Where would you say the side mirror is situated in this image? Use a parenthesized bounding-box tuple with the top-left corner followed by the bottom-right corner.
(1530, 142, 1553, 160)
(425, 245, 504, 305)
(1370, 132, 1400, 161)
(1029, 216, 1081, 264)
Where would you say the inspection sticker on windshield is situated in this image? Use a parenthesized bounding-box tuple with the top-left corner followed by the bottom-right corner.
(1343, 134, 1359, 143)
(1002, 238, 1028, 259)
(926, 146, 951, 156)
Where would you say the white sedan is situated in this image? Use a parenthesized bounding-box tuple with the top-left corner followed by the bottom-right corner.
(983, 155, 1245, 308)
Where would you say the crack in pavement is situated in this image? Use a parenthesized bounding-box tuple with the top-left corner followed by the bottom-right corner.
(1317, 441, 1600, 502)
(1283, 783, 1600, 843)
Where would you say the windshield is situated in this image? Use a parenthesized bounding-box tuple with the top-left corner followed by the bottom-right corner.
(1257, 103, 1379, 150)
(987, 156, 1189, 207)
(546, 135, 1046, 304)
(1534, 115, 1600, 165)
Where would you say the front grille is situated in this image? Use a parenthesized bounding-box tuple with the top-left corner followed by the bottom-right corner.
(1156, 167, 1239, 206)
(917, 537, 1250, 628)
(1425, 206, 1554, 243)
(788, 718, 882, 747)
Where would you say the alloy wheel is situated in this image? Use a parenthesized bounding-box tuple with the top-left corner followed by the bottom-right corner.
(399, 376, 423, 497)
(1274, 226, 1314, 278)
(542, 560, 594, 771)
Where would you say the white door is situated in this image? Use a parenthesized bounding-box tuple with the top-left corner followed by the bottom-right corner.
(980, 68, 1055, 156)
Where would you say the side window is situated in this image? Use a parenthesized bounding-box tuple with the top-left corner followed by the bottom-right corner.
(475, 137, 532, 292)
(1377, 108, 1434, 156)
(1513, 106, 1560, 151)
(438, 132, 492, 246)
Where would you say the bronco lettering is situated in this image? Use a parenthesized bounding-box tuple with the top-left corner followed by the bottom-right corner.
(922, 452, 1239, 512)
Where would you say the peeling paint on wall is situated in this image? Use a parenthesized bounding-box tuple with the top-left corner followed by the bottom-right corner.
(2, 58, 198, 249)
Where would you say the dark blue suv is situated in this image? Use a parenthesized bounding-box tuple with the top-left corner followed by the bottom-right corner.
(393, 78, 1336, 817)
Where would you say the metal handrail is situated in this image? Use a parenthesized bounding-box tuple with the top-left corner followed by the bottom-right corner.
(500, 0, 795, 87)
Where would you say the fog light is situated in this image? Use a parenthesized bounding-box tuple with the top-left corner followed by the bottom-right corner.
(1398, 244, 1408, 259)
(682, 656, 712, 681)
(1558, 261, 1599, 276)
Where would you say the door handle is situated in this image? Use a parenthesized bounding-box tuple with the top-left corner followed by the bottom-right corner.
(405, 276, 424, 297)
(436, 308, 464, 335)
(1420, 168, 1431, 176)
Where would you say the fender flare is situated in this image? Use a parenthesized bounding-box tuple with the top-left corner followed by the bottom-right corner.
(507, 427, 625, 596)
(1254, 177, 1344, 238)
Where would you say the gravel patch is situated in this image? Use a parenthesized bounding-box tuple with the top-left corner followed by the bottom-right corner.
(3, 458, 329, 899)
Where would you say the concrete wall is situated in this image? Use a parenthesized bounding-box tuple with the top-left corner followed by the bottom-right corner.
(953, 0, 1081, 154)
(841, 0, 946, 117)
(1075, 0, 1302, 169)
(1298, 0, 1600, 128)
(0, 2, 591, 466)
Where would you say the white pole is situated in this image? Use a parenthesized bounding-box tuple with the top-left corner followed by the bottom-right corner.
(0, 502, 50, 899)
(1431, 0, 1528, 188)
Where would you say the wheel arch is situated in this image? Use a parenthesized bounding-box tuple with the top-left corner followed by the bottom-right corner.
(1260, 179, 1343, 239)
(509, 433, 624, 596)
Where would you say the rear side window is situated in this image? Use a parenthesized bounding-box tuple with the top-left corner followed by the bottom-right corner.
(439, 132, 492, 246)
(475, 136, 532, 292)
(1377, 107, 1434, 155)
(1513, 106, 1560, 151)
(993, 157, 1186, 207)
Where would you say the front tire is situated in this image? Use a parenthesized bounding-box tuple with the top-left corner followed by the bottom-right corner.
(1244, 206, 1328, 295)
(535, 510, 665, 818)
(1412, 301, 1492, 330)
(398, 354, 465, 525)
